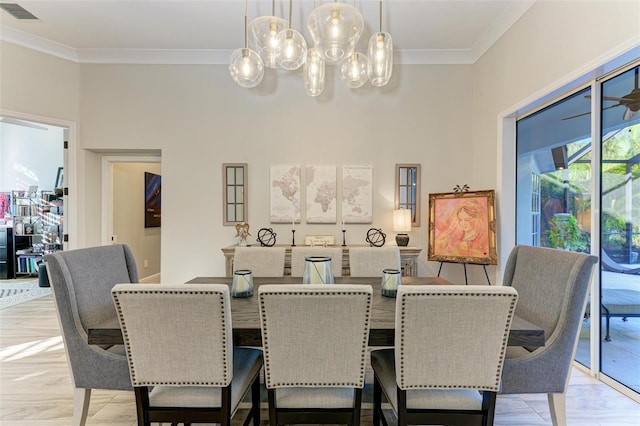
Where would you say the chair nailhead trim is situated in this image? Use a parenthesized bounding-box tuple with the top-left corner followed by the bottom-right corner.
(397, 291, 517, 390)
(259, 290, 372, 388)
(113, 289, 230, 386)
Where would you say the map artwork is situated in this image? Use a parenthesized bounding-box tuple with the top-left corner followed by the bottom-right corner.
(306, 165, 337, 223)
(270, 165, 301, 223)
(342, 165, 373, 224)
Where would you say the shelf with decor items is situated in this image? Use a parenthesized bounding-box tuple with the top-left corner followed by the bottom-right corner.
(11, 190, 43, 277)
(39, 190, 64, 254)
(221, 244, 421, 277)
(0, 226, 14, 279)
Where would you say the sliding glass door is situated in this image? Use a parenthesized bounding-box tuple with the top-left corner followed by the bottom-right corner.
(600, 65, 640, 392)
(515, 61, 640, 394)
(515, 87, 593, 369)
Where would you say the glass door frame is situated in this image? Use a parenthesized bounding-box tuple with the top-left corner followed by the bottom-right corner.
(500, 55, 640, 402)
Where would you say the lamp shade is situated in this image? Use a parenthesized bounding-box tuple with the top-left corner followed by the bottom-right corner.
(248, 16, 288, 69)
(276, 28, 307, 70)
(304, 47, 325, 97)
(393, 209, 412, 232)
(340, 52, 368, 88)
(229, 48, 264, 88)
(367, 31, 393, 87)
(307, 2, 364, 62)
(393, 209, 411, 246)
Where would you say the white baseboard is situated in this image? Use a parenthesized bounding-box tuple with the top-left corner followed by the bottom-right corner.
(139, 273, 160, 283)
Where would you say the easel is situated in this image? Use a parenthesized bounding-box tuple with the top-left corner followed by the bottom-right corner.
(437, 262, 492, 285)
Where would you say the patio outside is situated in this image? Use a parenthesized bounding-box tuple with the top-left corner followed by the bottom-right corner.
(577, 270, 640, 393)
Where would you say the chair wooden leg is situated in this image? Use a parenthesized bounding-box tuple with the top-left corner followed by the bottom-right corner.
(351, 387, 363, 426)
(268, 388, 278, 426)
(482, 391, 497, 426)
(548, 393, 567, 426)
(72, 388, 91, 426)
(396, 387, 407, 426)
(373, 374, 382, 426)
(251, 373, 261, 426)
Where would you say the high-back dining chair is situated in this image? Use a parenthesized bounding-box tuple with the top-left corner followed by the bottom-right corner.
(290, 246, 343, 277)
(233, 246, 286, 276)
(45, 244, 138, 426)
(258, 284, 373, 425)
(348, 246, 401, 277)
(111, 283, 263, 426)
(500, 245, 598, 426)
(371, 285, 519, 426)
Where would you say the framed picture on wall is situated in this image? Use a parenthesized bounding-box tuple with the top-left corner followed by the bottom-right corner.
(428, 190, 497, 265)
(144, 172, 161, 228)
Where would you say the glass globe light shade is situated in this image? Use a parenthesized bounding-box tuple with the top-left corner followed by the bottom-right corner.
(229, 48, 264, 88)
(275, 28, 307, 70)
(307, 2, 364, 62)
(367, 32, 393, 87)
(340, 52, 368, 89)
(248, 16, 288, 69)
(304, 48, 325, 97)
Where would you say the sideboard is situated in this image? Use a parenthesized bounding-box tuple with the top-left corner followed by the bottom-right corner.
(221, 245, 422, 277)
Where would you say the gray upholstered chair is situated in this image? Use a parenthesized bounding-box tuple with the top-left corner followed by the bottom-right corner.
(233, 246, 286, 277)
(44, 244, 138, 426)
(111, 283, 263, 426)
(500, 245, 598, 426)
(290, 246, 343, 277)
(258, 284, 373, 425)
(348, 246, 401, 277)
(371, 285, 519, 426)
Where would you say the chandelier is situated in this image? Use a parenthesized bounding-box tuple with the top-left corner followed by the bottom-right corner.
(229, 0, 393, 96)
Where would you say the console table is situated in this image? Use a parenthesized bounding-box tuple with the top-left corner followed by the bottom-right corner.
(221, 245, 422, 277)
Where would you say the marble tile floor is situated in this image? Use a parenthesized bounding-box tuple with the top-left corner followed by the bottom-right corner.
(1, 294, 639, 425)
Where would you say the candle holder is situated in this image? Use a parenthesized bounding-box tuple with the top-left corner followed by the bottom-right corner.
(342, 229, 346, 246)
(291, 229, 296, 246)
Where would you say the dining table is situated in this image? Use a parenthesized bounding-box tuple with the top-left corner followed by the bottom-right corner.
(87, 276, 545, 347)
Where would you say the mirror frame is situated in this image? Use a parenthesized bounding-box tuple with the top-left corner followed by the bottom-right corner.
(395, 163, 421, 226)
(223, 163, 248, 226)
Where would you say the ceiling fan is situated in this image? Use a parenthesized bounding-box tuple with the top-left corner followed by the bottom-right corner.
(562, 67, 640, 121)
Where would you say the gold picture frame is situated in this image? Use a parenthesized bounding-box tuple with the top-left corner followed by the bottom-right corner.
(428, 190, 497, 265)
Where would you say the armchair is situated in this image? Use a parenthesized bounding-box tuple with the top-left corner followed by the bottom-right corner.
(45, 244, 138, 426)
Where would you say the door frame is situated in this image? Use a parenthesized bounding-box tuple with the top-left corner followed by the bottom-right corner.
(0, 109, 75, 250)
(100, 154, 162, 246)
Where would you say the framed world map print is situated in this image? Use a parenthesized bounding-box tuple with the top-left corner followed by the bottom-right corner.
(270, 165, 301, 223)
(342, 165, 373, 224)
(306, 165, 337, 223)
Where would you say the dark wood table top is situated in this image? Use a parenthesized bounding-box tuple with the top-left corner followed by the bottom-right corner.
(88, 276, 545, 348)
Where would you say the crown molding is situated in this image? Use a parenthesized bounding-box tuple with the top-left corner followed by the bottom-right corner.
(1, 0, 535, 67)
(471, 0, 535, 62)
(1, 26, 78, 62)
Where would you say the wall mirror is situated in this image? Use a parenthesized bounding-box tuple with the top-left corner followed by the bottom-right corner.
(223, 163, 247, 226)
(395, 164, 420, 226)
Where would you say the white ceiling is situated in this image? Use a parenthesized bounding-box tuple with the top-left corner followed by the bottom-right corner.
(0, 0, 535, 64)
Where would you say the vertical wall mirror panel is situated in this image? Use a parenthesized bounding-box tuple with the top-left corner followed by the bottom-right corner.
(223, 163, 248, 225)
(395, 164, 421, 226)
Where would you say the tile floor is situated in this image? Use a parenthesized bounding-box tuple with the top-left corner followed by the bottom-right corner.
(1, 289, 639, 425)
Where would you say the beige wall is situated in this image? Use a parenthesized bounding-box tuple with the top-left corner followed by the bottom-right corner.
(472, 0, 640, 268)
(78, 64, 474, 282)
(113, 162, 161, 279)
(1, 1, 638, 283)
(0, 42, 80, 121)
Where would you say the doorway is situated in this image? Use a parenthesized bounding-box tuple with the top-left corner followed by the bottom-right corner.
(0, 114, 69, 280)
(101, 155, 161, 282)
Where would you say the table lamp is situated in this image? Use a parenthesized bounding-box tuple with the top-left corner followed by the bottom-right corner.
(393, 209, 411, 246)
